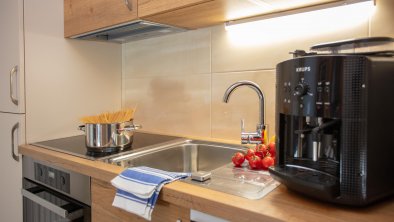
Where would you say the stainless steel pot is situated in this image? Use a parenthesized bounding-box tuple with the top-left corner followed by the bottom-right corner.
(78, 121, 141, 152)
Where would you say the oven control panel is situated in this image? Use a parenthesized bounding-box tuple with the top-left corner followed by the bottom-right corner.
(23, 156, 91, 206)
(34, 162, 70, 194)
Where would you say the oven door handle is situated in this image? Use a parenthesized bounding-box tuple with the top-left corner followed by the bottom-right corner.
(21, 188, 84, 220)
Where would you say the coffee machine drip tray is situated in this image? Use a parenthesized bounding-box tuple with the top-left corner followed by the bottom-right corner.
(270, 165, 339, 200)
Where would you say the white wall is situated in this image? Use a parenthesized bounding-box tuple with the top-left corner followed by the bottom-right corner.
(24, 0, 122, 142)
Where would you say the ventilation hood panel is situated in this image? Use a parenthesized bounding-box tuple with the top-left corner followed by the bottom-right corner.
(71, 20, 186, 43)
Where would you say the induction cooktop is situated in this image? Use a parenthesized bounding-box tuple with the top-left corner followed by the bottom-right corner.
(32, 132, 182, 160)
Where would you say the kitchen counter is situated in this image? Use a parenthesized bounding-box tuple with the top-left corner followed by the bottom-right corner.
(19, 143, 394, 222)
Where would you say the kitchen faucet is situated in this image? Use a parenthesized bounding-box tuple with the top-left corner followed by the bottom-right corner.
(223, 80, 266, 144)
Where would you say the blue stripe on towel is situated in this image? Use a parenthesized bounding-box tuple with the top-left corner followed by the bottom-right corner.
(118, 174, 166, 186)
(137, 166, 190, 179)
(148, 191, 160, 209)
(116, 189, 148, 205)
(120, 169, 171, 184)
(130, 168, 174, 179)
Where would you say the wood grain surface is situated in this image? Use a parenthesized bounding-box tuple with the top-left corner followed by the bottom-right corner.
(138, 0, 211, 18)
(64, 0, 138, 37)
(140, 0, 343, 29)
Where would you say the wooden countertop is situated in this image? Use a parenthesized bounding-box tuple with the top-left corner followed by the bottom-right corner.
(19, 144, 394, 222)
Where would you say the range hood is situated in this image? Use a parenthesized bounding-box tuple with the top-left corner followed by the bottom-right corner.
(70, 20, 186, 43)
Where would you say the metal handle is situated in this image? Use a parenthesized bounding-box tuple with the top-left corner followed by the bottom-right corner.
(118, 124, 142, 132)
(10, 65, 19, 106)
(11, 122, 20, 162)
(124, 0, 132, 11)
(21, 188, 83, 220)
(112, 124, 141, 147)
(78, 125, 86, 132)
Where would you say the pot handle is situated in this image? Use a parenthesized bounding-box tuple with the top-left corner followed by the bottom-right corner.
(78, 125, 86, 132)
(118, 124, 142, 132)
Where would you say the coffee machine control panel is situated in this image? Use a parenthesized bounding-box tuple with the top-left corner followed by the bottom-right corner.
(277, 56, 341, 118)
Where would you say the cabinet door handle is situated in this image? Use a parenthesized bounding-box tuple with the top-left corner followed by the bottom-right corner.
(11, 122, 20, 162)
(9, 65, 19, 106)
(124, 0, 132, 11)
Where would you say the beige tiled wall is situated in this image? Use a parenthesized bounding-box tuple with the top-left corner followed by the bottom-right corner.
(123, 0, 393, 141)
(122, 28, 212, 137)
(123, 74, 211, 137)
(122, 29, 211, 77)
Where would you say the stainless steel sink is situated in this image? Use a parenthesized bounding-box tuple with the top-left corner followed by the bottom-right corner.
(106, 139, 247, 172)
(105, 138, 280, 200)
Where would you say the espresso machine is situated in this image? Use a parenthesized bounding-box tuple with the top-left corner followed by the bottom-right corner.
(269, 37, 394, 206)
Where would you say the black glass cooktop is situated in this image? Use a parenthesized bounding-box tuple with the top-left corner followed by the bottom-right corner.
(32, 132, 182, 160)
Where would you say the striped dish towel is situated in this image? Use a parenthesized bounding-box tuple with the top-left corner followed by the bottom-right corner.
(111, 166, 190, 221)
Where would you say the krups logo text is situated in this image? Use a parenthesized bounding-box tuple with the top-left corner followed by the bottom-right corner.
(296, 67, 311, 72)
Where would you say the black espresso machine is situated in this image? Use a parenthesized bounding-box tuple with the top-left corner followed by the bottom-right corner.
(269, 37, 394, 206)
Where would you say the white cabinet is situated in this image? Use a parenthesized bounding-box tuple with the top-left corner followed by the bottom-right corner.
(0, 113, 25, 222)
(0, 0, 25, 114)
(0, 0, 25, 221)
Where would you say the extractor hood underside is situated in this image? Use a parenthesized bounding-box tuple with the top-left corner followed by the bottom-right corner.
(72, 20, 186, 43)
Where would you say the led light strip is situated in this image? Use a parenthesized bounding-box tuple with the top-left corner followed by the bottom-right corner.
(226, 0, 374, 29)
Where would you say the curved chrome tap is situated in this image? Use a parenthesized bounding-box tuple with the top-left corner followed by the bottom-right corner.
(223, 80, 266, 144)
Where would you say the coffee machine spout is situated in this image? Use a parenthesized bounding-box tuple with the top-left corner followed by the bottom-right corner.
(310, 119, 341, 161)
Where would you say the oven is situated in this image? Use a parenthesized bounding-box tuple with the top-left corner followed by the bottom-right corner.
(22, 157, 91, 222)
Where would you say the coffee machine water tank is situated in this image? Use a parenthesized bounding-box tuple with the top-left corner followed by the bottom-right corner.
(269, 49, 394, 206)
